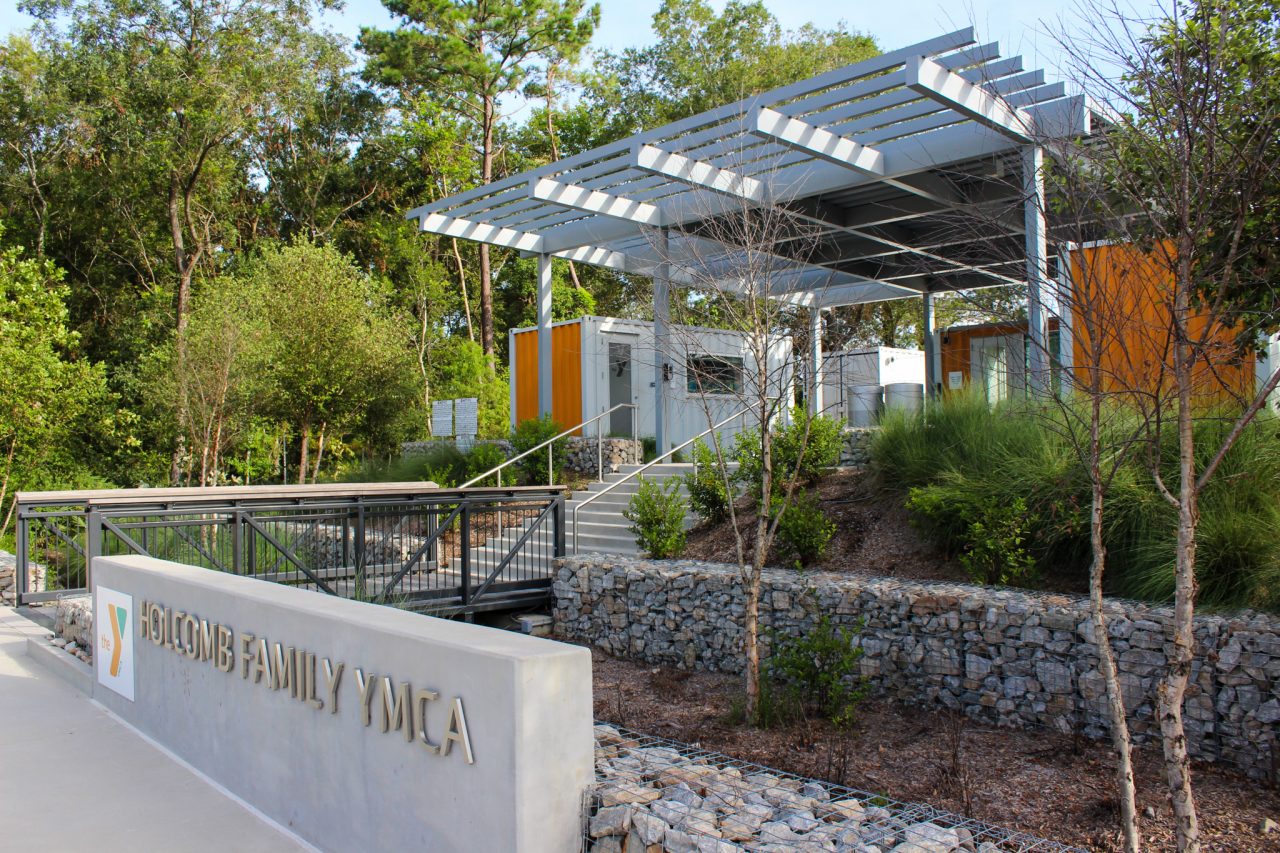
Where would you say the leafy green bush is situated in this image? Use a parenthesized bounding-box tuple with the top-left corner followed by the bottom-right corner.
(640, 436, 683, 464)
(908, 488, 1037, 586)
(344, 444, 470, 486)
(762, 616, 868, 728)
(623, 477, 687, 559)
(773, 409, 845, 484)
(463, 442, 508, 486)
(733, 410, 844, 509)
(511, 415, 567, 485)
(774, 492, 836, 568)
(872, 392, 1280, 610)
(684, 440, 731, 524)
(417, 443, 469, 488)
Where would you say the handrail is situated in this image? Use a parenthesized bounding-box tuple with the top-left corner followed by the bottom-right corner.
(458, 402, 636, 489)
(572, 406, 749, 553)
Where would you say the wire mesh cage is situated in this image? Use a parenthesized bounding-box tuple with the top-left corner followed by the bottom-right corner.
(586, 723, 1086, 852)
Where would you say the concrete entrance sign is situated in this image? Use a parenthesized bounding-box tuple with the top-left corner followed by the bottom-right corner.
(90, 555, 593, 853)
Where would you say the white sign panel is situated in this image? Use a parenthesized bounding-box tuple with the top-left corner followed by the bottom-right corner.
(95, 584, 135, 701)
(431, 399, 453, 437)
(948, 370, 964, 390)
(454, 397, 479, 436)
(90, 555, 593, 853)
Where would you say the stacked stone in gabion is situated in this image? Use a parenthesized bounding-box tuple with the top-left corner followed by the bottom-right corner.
(50, 594, 93, 662)
(565, 438, 643, 476)
(839, 428, 876, 468)
(555, 555, 1280, 780)
(0, 550, 46, 605)
(588, 723, 1079, 852)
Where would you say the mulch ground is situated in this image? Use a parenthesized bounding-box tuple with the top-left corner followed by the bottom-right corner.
(586, 648, 1280, 853)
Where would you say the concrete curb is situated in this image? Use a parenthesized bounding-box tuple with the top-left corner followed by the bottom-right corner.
(25, 635, 92, 696)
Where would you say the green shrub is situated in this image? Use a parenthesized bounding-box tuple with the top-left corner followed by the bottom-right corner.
(623, 477, 687, 558)
(762, 616, 868, 728)
(463, 442, 508, 487)
(684, 440, 731, 524)
(511, 415, 567, 485)
(774, 492, 836, 568)
(874, 392, 1280, 610)
(733, 410, 844, 509)
(774, 409, 844, 483)
(641, 436, 683, 464)
(419, 443, 468, 488)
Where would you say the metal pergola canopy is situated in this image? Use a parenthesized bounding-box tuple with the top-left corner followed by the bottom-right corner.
(406, 28, 1108, 309)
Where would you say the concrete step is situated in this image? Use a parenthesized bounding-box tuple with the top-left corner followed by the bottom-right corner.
(566, 518, 632, 537)
(584, 480, 690, 498)
(573, 535, 639, 554)
(615, 463, 696, 476)
(567, 508, 631, 527)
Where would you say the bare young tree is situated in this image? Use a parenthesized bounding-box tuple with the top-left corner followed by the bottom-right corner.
(1057, 4, 1280, 849)
(937, 3, 1280, 849)
(923, 141, 1159, 852)
(643, 164, 837, 719)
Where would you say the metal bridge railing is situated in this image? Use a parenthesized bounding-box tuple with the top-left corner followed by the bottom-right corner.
(16, 484, 564, 615)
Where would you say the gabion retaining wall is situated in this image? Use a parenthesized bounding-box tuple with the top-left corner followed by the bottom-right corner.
(554, 555, 1280, 779)
(564, 438, 643, 475)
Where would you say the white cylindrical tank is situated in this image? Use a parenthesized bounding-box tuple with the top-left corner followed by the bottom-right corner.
(847, 384, 883, 427)
(884, 382, 924, 416)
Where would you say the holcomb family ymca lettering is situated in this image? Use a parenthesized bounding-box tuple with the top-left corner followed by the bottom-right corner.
(137, 599, 474, 764)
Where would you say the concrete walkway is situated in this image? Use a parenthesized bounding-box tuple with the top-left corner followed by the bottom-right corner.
(0, 607, 308, 852)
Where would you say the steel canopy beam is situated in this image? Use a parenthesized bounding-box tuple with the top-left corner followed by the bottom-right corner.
(633, 144, 769, 204)
(750, 108, 886, 175)
(906, 55, 1033, 143)
(412, 212, 544, 253)
(530, 178, 668, 227)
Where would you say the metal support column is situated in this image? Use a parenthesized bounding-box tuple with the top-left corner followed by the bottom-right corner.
(653, 227, 671, 456)
(922, 291, 939, 398)
(809, 308, 824, 416)
(1055, 243, 1076, 388)
(1023, 145, 1050, 394)
(536, 252, 554, 418)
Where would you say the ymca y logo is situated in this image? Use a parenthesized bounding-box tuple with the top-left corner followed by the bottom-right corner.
(96, 586, 135, 701)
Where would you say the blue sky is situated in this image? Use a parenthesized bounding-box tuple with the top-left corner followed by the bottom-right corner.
(2, 0, 1159, 89)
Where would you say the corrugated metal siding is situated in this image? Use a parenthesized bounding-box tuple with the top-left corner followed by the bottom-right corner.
(512, 322, 584, 432)
(514, 329, 539, 424)
(1070, 244, 1256, 399)
(554, 323, 583, 433)
(938, 321, 1060, 393)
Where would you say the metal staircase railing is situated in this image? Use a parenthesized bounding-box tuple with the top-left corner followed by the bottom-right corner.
(571, 407, 749, 553)
(458, 403, 636, 489)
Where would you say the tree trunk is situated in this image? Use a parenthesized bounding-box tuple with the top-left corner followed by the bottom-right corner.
(543, 68, 583, 291)
(479, 94, 496, 368)
(168, 177, 194, 486)
(745, 408, 774, 721)
(298, 421, 311, 485)
(451, 238, 475, 341)
(0, 435, 17, 539)
(1160, 246, 1200, 853)
(312, 423, 327, 482)
(210, 416, 224, 488)
(1090, 471, 1142, 852)
(744, 561, 762, 719)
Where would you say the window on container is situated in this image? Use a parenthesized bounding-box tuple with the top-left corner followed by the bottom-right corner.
(687, 355, 743, 394)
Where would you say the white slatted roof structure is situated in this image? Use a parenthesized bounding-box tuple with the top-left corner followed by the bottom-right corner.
(405, 29, 1108, 450)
